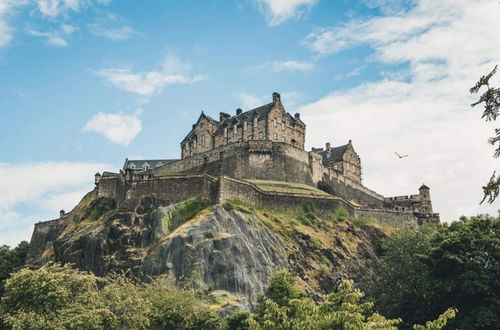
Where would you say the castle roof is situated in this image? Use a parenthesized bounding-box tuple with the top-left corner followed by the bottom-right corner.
(319, 143, 349, 163)
(181, 93, 305, 143)
(419, 184, 430, 190)
(123, 159, 178, 171)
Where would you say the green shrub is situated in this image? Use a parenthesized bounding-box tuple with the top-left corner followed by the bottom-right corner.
(222, 198, 254, 213)
(295, 201, 317, 227)
(331, 206, 350, 222)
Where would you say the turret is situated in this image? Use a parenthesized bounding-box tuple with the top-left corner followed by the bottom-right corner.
(59, 209, 65, 218)
(419, 184, 430, 200)
(95, 172, 101, 185)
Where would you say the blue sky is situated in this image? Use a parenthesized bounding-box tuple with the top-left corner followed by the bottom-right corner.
(1, 0, 499, 246)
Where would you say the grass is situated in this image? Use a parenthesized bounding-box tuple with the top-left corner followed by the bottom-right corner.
(168, 196, 211, 231)
(351, 216, 378, 227)
(246, 179, 331, 196)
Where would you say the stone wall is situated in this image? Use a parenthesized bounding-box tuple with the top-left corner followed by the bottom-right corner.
(154, 140, 318, 186)
(320, 169, 385, 208)
(26, 218, 65, 263)
(218, 177, 413, 226)
(127, 174, 218, 204)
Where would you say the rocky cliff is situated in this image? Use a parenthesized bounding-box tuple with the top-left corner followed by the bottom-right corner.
(27, 188, 391, 310)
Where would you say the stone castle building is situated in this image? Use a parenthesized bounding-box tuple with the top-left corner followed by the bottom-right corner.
(180, 93, 305, 159)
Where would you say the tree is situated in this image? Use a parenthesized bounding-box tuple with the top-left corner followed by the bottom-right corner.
(371, 216, 500, 329)
(143, 276, 223, 330)
(424, 215, 500, 329)
(0, 241, 29, 295)
(244, 270, 442, 330)
(470, 65, 500, 203)
(0, 263, 151, 329)
(371, 223, 441, 328)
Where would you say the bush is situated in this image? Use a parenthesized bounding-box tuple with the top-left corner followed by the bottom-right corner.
(331, 206, 349, 222)
(351, 216, 377, 227)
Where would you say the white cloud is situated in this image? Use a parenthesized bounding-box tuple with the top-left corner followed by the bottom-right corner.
(271, 60, 313, 72)
(94, 53, 205, 97)
(87, 23, 136, 41)
(0, 161, 112, 247)
(82, 110, 142, 145)
(235, 92, 266, 110)
(299, 0, 500, 221)
(0, 0, 27, 48)
(26, 23, 77, 46)
(254, 0, 317, 26)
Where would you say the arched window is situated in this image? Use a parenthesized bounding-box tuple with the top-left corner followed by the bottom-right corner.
(233, 123, 237, 135)
(243, 121, 248, 131)
(253, 117, 258, 128)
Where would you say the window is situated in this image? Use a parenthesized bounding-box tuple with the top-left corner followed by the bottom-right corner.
(281, 121, 285, 130)
(143, 164, 150, 171)
(193, 139, 197, 148)
(200, 123, 204, 128)
(129, 163, 136, 170)
(259, 131, 263, 139)
(224, 127, 228, 138)
(281, 136, 285, 142)
(200, 135, 205, 147)
(233, 124, 237, 135)
(333, 164, 338, 170)
(273, 119, 277, 127)
(253, 117, 258, 128)
(243, 121, 247, 131)
(273, 133, 277, 140)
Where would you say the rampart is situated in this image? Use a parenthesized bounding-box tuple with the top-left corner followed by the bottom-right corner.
(26, 217, 65, 263)
(151, 140, 386, 209)
(217, 176, 415, 226)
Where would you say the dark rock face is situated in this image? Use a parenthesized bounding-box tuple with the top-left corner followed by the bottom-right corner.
(142, 206, 288, 307)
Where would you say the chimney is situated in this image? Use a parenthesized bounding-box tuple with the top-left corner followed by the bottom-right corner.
(60, 209, 65, 218)
(294, 113, 300, 120)
(272, 92, 281, 104)
(236, 108, 242, 115)
(325, 142, 331, 150)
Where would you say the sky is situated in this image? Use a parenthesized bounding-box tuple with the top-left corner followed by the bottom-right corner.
(0, 0, 499, 247)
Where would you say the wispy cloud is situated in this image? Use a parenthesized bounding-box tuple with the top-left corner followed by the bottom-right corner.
(26, 24, 77, 46)
(271, 60, 313, 72)
(0, 161, 112, 247)
(94, 53, 206, 97)
(300, 0, 500, 222)
(35, 0, 109, 18)
(246, 59, 314, 74)
(235, 92, 266, 109)
(82, 109, 142, 145)
(87, 23, 136, 41)
(0, 0, 27, 48)
(254, 0, 318, 26)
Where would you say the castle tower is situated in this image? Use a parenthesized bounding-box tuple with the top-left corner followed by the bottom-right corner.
(95, 172, 101, 185)
(419, 184, 430, 200)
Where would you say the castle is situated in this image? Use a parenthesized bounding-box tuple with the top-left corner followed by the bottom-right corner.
(31, 92, 439, 249)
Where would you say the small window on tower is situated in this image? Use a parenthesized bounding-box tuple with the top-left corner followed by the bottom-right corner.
(243, 121, 248, 131)
(281, 121, 285, 130)
(233, 124, 237, 135)
(254, 117, 258, 127)
(224, 127, 228, 138)
(273, 119, 277, 127)
(259, 131, 263, 139)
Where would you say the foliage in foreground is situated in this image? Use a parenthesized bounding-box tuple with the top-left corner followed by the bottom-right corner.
(227, 270, 455, 330)
(470, 65, 500, 203)
(0, 241, 29, 295)
(372, 215, 500, 329)
(0, 263, 222, 330)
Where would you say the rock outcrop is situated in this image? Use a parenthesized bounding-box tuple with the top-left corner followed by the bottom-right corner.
(27, 189, 389, 309)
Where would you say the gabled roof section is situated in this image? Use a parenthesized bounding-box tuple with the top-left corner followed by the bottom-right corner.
(181, 112, 219, 144)
(317, 143, 349, 163)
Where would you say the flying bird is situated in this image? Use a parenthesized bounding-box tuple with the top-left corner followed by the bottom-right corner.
(394, 152, 408, 159)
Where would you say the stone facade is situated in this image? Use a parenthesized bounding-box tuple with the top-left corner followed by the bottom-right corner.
(312, 141, 362, 184)
(181, 93, 305, 159)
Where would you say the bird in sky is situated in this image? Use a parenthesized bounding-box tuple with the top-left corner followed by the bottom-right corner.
(394, 152, 408, 159)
